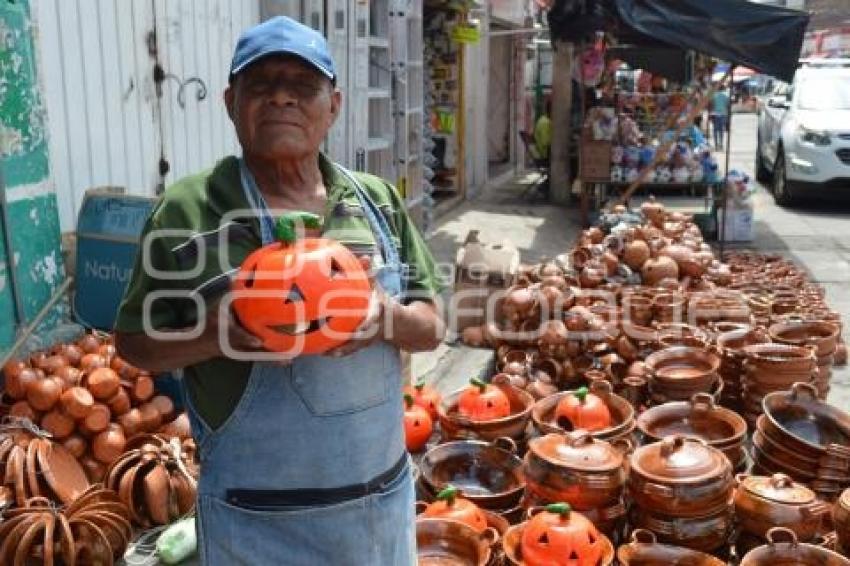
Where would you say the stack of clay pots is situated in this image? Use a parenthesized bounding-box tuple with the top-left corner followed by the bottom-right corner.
(714, 327, 770, 412)
(734, 472, 833, 555)
(769, 319, 841, 400)
(644, 346, 721, 404)
(628, 435, 735, 553)
(523, 431, 628, 539)
(740, 343, 817, 428)
(836, 488, 850, 555)
(753, 382, 850, 502)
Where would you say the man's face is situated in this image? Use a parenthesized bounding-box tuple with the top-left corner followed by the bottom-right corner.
(225, 55, 340, 160)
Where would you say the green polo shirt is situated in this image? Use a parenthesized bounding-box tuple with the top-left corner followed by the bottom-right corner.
(115, 154, 443, 430)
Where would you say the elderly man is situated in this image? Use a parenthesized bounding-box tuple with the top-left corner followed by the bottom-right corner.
(114, 16, 444, 565)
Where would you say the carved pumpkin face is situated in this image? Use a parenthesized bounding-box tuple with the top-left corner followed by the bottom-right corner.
(521, 503, 606, 566)
(403, 380, 441, 421)
(555, 387, 612, 432)
(422, 486, 488, 533)
(458, 379, 511, 421)
(403, 394, 433, 452)
(232, 237, 370, 355)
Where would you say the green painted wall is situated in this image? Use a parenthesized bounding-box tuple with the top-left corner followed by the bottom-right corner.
(0, 0, 65, 356)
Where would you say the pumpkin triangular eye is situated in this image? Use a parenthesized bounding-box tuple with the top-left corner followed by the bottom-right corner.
(486, 401, 493, 408)
(243, 268, 256, 288)
(537, 533, 549, 545)
(587, 532, 596, 544)
(569, 551, 579, 559)
(284, 283, 305, 304)
(329, 257, 345, 279)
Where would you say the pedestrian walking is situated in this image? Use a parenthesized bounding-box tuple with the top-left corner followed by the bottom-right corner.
(711, 82, 731, 150)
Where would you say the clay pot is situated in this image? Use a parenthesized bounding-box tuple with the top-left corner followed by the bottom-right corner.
(580, 262, 607, 289)
(616, 528, 726, 566)
(622, 295, 653, 328)
(537, 321, 569, 360)
(624, 240, 651, 271)
(637, 392, 747, 470)
(523, 431, 627, 511)
(499, 349, 530, 372)
(659, 244, 707, 278)
(532, 381, 636, 449)
(439, 383, 534, 443)
(641, 197, 666, 228)
(416, 518, 499, 566)
(645, 347, 721, 402)
(739, 527, 850, 566)
(734, 473, 832, 542)
(629, 506, 734, 553)
(418, 438, 525, 512)
(770, 320, 840, 357)
(502, 285, 540, 327)
(651, 292, 686, 323)
(628, 436, 734, 518)
(835, 488, 850, 554)
(642, 256, 679, 287)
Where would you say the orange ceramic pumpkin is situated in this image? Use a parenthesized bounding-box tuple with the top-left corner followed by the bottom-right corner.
(421, 486, 488, 533)
(521, 503, 606, 566)
(458, 378, 511, 421)
(403, 380, 441, 420)
(233, 212, 371, 355)
(403, 394, 433, 452)
(555, 386, 612, 432)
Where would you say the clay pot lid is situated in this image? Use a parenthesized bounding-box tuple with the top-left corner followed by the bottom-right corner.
(631, 435, 728, 484)
(36, 437, 90, 504)
(739, 473, 816, 505)
(528, 431, 623, 472)
(839, 487, 850, 510)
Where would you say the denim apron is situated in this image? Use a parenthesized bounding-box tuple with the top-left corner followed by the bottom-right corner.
(185, 160, 415, 565)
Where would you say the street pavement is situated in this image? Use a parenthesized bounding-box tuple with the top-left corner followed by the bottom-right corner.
(415, 113, 850, 409)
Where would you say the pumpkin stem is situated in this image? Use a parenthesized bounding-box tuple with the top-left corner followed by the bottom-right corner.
(469, 377, 487, 393)
(574, 386, 589, 403)
(436, 486, 458, 505)
(404, 394, 415, 409)
(275, 212, 323, 244)
(414, 380, 426, 392)
(545, 502, 572, 518)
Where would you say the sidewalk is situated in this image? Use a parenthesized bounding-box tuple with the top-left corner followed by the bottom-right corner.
(411, 172, 582, 395)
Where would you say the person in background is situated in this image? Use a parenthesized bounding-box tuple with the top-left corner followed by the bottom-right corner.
(534, 99, 552, 160)
(711, 82, 731, 150)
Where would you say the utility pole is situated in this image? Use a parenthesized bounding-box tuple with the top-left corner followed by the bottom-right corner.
(549, 40, 574, 204)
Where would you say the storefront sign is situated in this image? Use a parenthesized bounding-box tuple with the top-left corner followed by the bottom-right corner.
(452, 23, 481, 44)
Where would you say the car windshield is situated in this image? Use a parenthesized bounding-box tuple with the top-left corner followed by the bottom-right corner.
(797, 75, 850, 110)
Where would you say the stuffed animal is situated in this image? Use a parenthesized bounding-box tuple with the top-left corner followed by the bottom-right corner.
(656, 166, 673, 183)
(574, 41, 606, 86)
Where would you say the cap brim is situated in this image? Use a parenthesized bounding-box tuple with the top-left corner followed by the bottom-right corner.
(230, 47, 335, 81)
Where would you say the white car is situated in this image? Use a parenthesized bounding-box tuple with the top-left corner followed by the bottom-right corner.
(756, 59, 850, 205)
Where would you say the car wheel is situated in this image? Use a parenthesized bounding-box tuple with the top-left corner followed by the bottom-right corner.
(755, 138, 772, 184)
(772, 150, 796, 206)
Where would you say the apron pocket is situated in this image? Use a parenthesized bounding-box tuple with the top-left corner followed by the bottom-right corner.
(199, 493, 370, 566)
(291, 346, 391, 416)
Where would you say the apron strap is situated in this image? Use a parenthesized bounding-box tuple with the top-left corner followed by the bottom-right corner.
(238, 158, 277, 245)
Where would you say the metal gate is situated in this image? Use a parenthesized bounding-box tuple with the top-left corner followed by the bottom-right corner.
(35, 0, 259, 230)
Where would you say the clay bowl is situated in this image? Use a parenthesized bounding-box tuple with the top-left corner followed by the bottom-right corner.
(743, 343, 818, 375)
(739, 527, 850, 566)
(531, 381, 636, 447)
(761, 382, 850, 465)
(501, 520, 615, 565)
(628, 506, 734, 553)
(439, 383, 535, 443)
(418, 439, 526, 512)
(645, 347, 720, 390)
(636, 393, 747, 469)
(835, 488, 850, 554)
(617, 528, 726, 566)
(416, 517, 499, 566)
(648, 376, 724, 405)
(770, 320, 840, 357)
(716, 328, 770, 359)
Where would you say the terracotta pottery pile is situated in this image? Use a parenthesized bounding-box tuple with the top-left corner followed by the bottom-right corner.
(769, 319, 841, 399)
(714, 327, 770, 412)
(836, 488, 850, 555)
(637, 392, 748, 472)
(739, 527, 850, 566)
(734, 472, 832, 554)
(1, 331, 188, 483)
(617, 528, 726, 566)
(753, 383, 850, 501)
(627, 435, 734, 553)
(741, 343, 818, 428)
(644, 346, 721, 404)
(523, 431, 628, 538)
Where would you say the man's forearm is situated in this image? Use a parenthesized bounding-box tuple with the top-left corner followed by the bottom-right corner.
(385, 300, 444, 352)
(115, 328, 219, 373)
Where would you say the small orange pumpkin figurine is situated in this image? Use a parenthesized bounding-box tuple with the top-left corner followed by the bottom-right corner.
(421, 486, 488, 533)
(555, 386, 612, 432)
(233, 212, 371, 355)
(521, 503, 607, 566)
(403, 379, 441, 420)
(403, 394, 433, 452)
(458, 378, 511, 421)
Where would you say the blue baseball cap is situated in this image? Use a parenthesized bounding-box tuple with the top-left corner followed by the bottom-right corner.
(230, 16, 336, 83)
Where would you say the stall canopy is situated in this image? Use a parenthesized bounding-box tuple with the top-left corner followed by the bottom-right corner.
(549, 0, 810, 83)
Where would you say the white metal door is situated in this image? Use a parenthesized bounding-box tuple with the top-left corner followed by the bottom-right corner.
(35, 0, 258, 230)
